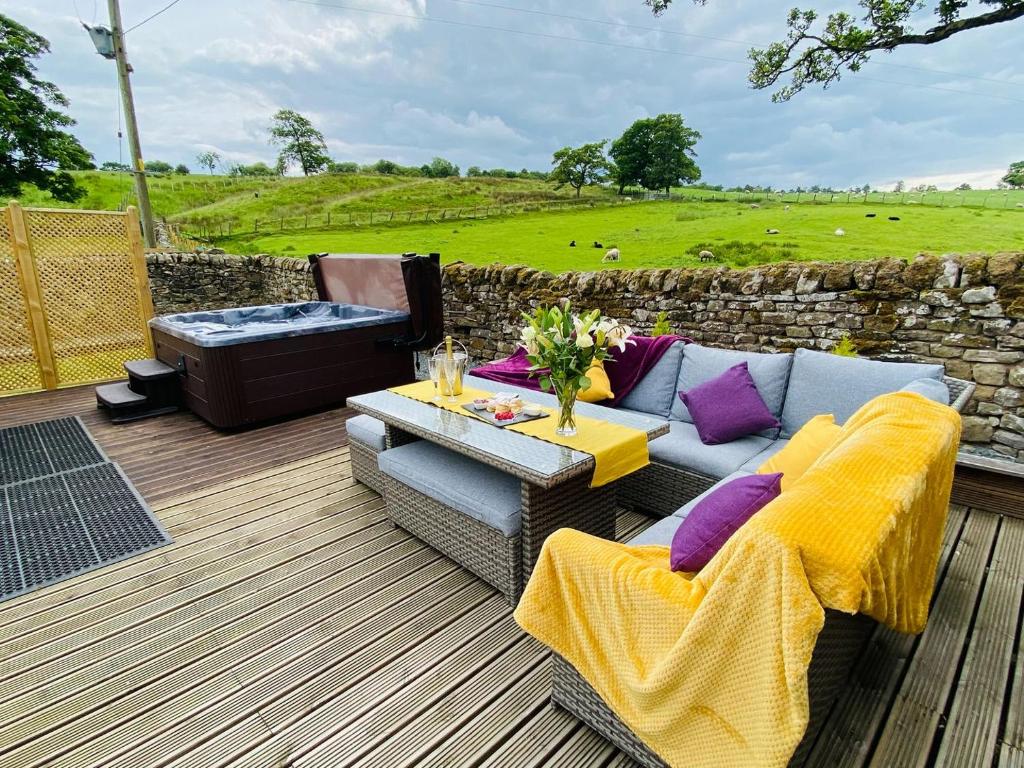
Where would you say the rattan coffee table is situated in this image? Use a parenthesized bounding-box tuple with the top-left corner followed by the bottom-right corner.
(348, 388, 668, 579)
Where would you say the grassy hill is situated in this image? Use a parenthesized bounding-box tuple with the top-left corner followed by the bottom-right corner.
(217, 197, 1024, 272)
(14, 171, 1023, 272)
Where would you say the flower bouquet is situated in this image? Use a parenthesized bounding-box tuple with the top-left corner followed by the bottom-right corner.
(519, 303, 633, 436)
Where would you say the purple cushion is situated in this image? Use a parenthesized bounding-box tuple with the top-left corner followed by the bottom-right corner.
(678, 362, 781, 445)
(670, 473, 783, 572)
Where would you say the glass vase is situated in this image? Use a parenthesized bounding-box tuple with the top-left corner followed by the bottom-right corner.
(553, 381, 579, 437)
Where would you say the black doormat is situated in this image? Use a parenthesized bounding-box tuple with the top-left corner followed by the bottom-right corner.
(0, 417, 107, 485)
(0, 419, 171, 603)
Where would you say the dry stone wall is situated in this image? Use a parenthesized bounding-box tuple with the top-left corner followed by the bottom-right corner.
(144, 251, 1024, 463)
(145, 252, 315, 314)
(444, 254, 1024, 463)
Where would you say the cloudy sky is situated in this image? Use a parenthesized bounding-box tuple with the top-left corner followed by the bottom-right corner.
(7, 0, 1023, 189)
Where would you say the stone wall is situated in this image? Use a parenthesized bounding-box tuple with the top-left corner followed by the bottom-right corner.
(443, 254, 1024, 463)
(143, 250, 1024, 463)
(145, 252, 315, 314)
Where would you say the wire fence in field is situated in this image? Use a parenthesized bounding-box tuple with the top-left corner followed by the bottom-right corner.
(173, 195, 641, 240)
(658, 188, 1024, 209)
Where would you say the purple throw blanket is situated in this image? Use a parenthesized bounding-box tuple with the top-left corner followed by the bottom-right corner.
(470, 334, 686, 406)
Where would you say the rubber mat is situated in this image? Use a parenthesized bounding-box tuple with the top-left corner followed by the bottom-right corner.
(0, 417, 106, 485)
(0, 421, 171, 603)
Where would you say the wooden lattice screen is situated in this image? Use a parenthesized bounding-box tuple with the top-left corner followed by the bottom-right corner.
(0, 202, 154, 396)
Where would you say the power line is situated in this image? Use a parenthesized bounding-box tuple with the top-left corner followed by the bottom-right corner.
(430, 0, 1021, 88)
(124, 0, 185, 33)
(287, 0, 1024, 104)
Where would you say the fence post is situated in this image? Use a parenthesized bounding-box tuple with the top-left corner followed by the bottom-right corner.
(7, 201, 58, 389)
(125, 206, 156, 354)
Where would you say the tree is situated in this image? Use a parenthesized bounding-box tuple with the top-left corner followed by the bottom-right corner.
(643, 1, 1024, 101)
(101, 161, 130, 172)
(1003, 161, 1024, 189)
(422, 157, 460, 178)
(229, 161, 276, 177)
(893, 179, 906, 193)
(195, 151, 220, 174)
(955, 182, 972, 191)
(466, 166, 482, 177)
(372, 159, 399, 175)
(268, 110, 329, 176)
(0, 14, 93, 202)
(326, 160, 359, 174)
(143, 160, 173, 174)
(174, 164, 190, 175)
(550, 141, 610, 197)
(609, 114, 701, 194)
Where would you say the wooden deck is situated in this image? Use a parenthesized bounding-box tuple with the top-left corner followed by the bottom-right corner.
(0, 386, 1021, 768)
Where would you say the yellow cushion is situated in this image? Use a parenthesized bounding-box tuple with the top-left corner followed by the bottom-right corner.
(578, 359, 614, 403)
(758, 414, 841, 490)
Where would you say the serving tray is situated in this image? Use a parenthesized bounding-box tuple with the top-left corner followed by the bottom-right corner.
(460, 405, 550, 428)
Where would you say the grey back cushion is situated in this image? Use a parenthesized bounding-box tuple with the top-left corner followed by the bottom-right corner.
(618, 340, 685, 419)
(901, 377, 950, 405)
(780, 349, 944, 437)
(669, 344, 794, 429)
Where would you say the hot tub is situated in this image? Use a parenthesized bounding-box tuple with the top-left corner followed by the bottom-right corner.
(147, 253, 442, 429)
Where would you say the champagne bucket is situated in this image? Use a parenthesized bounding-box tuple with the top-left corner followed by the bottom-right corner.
(433, 340, 468, 396)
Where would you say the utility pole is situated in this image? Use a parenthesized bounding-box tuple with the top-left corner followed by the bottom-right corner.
(107, 0, 156, 248)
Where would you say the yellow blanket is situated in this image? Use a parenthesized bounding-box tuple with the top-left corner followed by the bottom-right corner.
(389, 380, 649, 487)
(514, 393, 961, 767)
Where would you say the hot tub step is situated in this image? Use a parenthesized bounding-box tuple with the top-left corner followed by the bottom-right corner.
(96, 381, 180, 424)
(124, 358, 177, 381)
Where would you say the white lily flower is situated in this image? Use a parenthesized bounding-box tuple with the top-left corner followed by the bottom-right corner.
(575, 332, 594, 349)
(520, 325, 537, 343)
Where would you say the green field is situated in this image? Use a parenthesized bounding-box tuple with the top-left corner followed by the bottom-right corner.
(217, 198, 1024, 272)
(15, 172, 1024, 272)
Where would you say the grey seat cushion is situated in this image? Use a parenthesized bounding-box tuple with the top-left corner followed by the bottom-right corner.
(669, 345, 793, 437)
(739, 439, 789, 473)
(780, 349, 944, 437)
(378, 441, 522, 535)
(627, 470, 751, 546)
(648, 421, 772, 480)
(902, 377, 950, 405)
(618, 340, 686, 419)
(346, 415, 386, 451)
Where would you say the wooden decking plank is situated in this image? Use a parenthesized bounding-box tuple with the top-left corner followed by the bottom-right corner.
(408, 659, 552, 768)
(540, 722, 622, 768)
(156, 448, 350, 518)
(196, 599, 516, 768)
(0, 483, 373, 651)
(271, 615, 527, 768)
(94, 574, 489, 768)
(867, 510, 1000, 767)
(0, 471, 369, 629)
(0, 496, 387, 692)
(0, 533, 428, 750)
(476, 699, 584, 767)
(349, 647, 550, 768)
(0, 543, 443, 768)
(806, 504, 968, 768)
(935, 516, 1024, 766)
(997, 523, 1024, 768)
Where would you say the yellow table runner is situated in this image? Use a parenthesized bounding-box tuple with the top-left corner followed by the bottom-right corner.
(389, 380, 649, 487)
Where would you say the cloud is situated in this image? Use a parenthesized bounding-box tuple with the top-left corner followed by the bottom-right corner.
(5, 0, 1021, 186)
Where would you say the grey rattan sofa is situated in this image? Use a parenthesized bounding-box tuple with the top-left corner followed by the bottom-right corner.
(347, 414, 389, 494)
(615, 344, 974, 517)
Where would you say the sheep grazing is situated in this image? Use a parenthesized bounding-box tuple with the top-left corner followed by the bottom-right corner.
(698, 250, 716, 262)
(765, 228, 780, 235)
(602, 248, 621, 263)
(1016, 202, 1024, 209)
(888, 216, 901, 222)
(834, 228, 845, 236)
(784, 205, 791, 211)
(749, 203, 761, 209)
(593, 241, 604, 249)
(569, 240, 576, 247)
